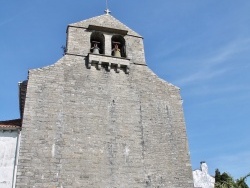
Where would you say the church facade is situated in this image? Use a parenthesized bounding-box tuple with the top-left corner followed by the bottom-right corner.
(2, 13, 194, 187)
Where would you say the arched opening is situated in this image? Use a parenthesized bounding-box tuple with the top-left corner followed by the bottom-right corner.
(90, 32, 105, 55)
(111, 35, 126, 58)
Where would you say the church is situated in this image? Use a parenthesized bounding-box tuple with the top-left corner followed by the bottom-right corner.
(0, 11, 194, 188)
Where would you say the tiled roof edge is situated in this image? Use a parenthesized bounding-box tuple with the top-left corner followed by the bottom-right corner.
(0, 119, 22, 130)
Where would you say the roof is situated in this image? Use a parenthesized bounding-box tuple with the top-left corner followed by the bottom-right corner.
(0, 119, 22, 130)
(69, 14, 142, 38)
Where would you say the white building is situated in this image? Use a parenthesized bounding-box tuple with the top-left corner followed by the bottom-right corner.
(0, 120, 21, 188)
(193, 161, 215, 188)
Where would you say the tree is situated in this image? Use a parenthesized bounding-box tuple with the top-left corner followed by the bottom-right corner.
(235, 173, 250, 188)
(215, 169, 221, 183)
(215, 169, 250, 188)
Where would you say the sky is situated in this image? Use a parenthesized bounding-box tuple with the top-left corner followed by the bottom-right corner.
(1, 0, 250, 185)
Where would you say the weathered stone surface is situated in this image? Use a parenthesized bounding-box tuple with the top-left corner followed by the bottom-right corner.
(15, 14, 193, 188)
(70, 14, 141, 37)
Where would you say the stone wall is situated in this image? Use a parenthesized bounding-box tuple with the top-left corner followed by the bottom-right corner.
(16, 55, 193, 187)
(66, 27, 146, 65)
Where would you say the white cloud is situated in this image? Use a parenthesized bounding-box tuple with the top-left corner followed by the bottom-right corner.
(176, 67, 229, 86)
(173, 38, 250, 86)
(184, 83, 250, 97)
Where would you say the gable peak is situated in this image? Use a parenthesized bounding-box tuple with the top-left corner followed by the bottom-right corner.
(69, 14, 142, 38)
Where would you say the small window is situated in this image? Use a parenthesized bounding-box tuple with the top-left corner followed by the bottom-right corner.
(111, 35, 126, 58)
(90, 32, 105, 55)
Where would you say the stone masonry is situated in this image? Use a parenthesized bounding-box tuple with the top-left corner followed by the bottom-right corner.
(15, 14, 194, 187)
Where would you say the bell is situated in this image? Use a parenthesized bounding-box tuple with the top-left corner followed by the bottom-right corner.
(113, 43, 121, 57)
(91, 41, 100, 54)
(93, 48, 99, 54)
(114, 50, 121, 57)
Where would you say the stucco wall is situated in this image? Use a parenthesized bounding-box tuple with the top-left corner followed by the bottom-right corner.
(193, 162, 215, 188)
(0, 131, 18, 188)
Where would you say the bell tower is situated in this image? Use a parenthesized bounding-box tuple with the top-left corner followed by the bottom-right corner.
(66, 14, 146, 73)
(15, 13, 194, 188)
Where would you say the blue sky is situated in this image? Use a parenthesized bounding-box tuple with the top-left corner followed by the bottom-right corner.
(1, 0, 250, 184)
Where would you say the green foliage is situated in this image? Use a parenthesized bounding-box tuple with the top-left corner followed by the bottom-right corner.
(215, 169, 250, 188)
(215, 169, 221, 182)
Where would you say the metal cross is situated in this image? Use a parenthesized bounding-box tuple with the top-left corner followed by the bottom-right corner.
(104, 0, 111, 14)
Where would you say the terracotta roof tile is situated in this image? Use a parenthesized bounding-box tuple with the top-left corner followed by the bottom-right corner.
(0, 119, 22, 130)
